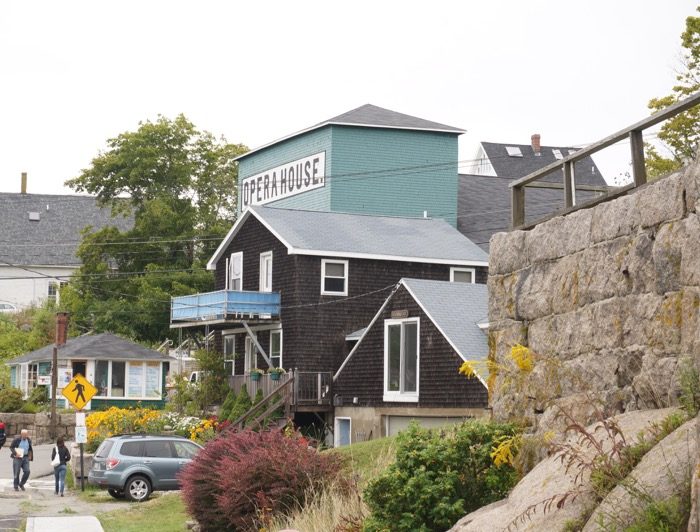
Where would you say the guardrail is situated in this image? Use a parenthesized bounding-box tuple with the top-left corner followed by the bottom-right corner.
(170, 289, 281, 323)
(510, 91, 700, 228)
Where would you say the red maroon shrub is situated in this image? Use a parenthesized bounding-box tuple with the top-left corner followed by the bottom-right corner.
(180, 429, 346, 531)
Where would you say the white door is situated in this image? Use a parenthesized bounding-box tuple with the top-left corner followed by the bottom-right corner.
(335, 418, 351, 447)
(244, 336, 257, 373)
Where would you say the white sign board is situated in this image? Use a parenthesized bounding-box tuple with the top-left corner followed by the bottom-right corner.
(75, 412, 86, 427)
(37, 376, 51, 386)
(75, 426, 87, 444)
(240, 151, 326, 208)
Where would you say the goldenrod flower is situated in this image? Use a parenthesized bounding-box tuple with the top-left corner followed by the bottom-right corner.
(510, 344, 534, 373)
(459, 361, 477, 379)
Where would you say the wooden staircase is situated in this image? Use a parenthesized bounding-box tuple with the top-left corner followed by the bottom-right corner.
(229, 376, 295, 430)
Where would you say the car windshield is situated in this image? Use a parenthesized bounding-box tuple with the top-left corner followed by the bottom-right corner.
(95, 439, 114, 458)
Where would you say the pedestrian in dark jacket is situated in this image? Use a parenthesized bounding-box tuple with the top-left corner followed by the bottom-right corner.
(9, 429, 33, 491)
(0, 421, 6, 448)
(51, 437, 71, 496)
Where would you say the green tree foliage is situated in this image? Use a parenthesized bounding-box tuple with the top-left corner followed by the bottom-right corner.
(646, 8, 700, 178)
(364, 421, 519, 532)
(62, 115, 247, 342)
(193, 348, 229, 409)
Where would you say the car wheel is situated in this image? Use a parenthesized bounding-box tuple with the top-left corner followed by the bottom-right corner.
(107, 488, 125, 499)
(125, 475, 151, 502)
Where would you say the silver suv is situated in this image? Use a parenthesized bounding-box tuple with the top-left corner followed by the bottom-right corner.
(88, 434, 202, 501)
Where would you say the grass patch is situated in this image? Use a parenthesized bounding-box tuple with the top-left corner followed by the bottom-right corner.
(19, 501, 44, 514)
(59, 507, 77, 514)
(98, 493, 189, 532)
(269, 437, 397, 531)
(331, 436, 396, 482)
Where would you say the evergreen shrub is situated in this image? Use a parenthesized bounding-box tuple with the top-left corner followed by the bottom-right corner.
(363, 420, 519, 532)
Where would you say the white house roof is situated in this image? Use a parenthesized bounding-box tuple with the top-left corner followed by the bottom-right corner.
(207, 206, 489, 269)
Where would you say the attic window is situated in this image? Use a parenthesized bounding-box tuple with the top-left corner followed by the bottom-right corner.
(506, 146, 523, 157)
(552, 149, 563, 160)
(28, 212, 40, 221)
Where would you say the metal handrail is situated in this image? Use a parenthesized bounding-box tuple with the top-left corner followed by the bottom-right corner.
(510, 91, 700, 228)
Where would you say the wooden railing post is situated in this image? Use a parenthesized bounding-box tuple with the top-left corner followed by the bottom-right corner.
(563, 161, 575, 208)
(511, 185, 525, 228)
(630, 129, 647, 187)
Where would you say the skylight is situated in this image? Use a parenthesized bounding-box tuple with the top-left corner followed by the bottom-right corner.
(552, 149, 563, 160)
(506, 146, 523, 157)
(568, 149, 577, 156)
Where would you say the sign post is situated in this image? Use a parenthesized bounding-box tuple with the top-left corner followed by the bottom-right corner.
(61, 374, 97, 491)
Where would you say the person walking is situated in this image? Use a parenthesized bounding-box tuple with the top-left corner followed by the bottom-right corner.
(0, 420, 6, 448)
(9, 429, 33, 491)
(51, 437, 71, 496)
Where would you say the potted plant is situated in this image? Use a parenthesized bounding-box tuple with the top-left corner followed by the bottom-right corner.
(268, 367, 286, 381)
(250, 368, 263, 382)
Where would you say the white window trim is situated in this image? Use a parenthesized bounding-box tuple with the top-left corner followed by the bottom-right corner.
(321, 258, 349, 296)
(244, 335, 257, 373)
(230, 251, 243, 291)
(383, 317, 420, 403)
(334, 416, 352, 447)
(94, 360, 162, 400)
(450, 267, 476, 284)
(259, 251, 273, 292)
(270, 329, 283, 368)
(224, 335, 237, 376)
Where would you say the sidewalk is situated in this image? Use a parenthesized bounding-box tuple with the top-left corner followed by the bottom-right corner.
(26, 516, 104, 532)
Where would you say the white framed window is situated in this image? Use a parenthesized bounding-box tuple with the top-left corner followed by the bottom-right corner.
(334, 417, 352, 447)
(224, 335, 237, 375)
(259, 251, 273, 292)
(383, 318, 419, 402)
(94, 361, 161, 399)
(270, 330, 282, 368)
(229, 252, 243, 291)
(321, 259, 348, 296)
(450, 267, 476, 284)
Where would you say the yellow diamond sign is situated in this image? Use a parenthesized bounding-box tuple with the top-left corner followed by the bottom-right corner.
(61, 373, 98, 411)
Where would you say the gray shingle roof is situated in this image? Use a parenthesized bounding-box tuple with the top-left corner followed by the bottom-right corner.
(458, 173, 606, 253)
(209, 206, 489, 268)
(480, 142, 607, 186)
(6, 333, 172, 365)
(235, 104, 464, 161)
(0, 193, 133, 266)
(319, 104, 465, 133)
(401, 278, 489, 362)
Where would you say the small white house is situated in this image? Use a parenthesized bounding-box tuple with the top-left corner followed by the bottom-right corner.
(7, 333, 171, 410)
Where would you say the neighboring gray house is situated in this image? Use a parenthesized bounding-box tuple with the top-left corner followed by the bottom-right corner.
(0, 188, 132, 309)
(332, 278, 490, 444)
(459, 136, 609, 251)
(7, 333, 171, 410)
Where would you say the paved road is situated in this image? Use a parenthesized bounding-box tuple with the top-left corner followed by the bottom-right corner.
(0, 444, 58, 481)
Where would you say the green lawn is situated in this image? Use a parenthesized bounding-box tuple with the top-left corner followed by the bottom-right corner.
(98, 493, 189, 532)
(331, 436, 396, 482)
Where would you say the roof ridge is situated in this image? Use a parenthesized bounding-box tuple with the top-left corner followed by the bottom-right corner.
(255, 205, 440, 222)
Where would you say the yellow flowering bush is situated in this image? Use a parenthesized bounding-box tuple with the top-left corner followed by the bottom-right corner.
(189, 417, 220, 444)
(85, 406, 166, 452)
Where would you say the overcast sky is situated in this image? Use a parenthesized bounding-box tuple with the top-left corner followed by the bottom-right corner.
(1, 0, 697, 195)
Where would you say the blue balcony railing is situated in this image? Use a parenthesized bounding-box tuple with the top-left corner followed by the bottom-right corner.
(170, 290, 281, 323)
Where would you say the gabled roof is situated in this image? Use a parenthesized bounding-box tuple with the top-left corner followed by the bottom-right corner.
(235, 104, 464, 161)
(0, 193, 133, 267)
(207, 205, 489, 269)
(6, 333, 172, 365)
(480, 141, 607, 187)
(334, 278, 489, 382)
(457, 173, 604, 252)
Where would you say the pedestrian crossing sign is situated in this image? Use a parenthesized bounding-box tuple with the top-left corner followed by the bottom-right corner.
(61, 373, 97, 410)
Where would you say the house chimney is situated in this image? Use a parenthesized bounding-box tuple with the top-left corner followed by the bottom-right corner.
(21, 172, 27, 194)
(55, 312, 69, 346)
(531, 134, 541, 156)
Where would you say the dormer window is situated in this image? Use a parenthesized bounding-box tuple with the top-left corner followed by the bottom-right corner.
(450, 267, 475, 284)
(552, 149, 563, 160)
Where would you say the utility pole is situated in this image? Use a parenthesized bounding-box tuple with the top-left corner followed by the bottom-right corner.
(50, 312, 69, 440)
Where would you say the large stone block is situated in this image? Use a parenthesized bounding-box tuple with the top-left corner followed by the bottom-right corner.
(576, 241, 631, 307)
(619, 231, 656, 294)
(681, 287, 700, 355)
(489, 230, 528, 275)
(590, 192, 639, 244)
(514, 263, 554, 320)
(547, 254, 581, 315)
(635, 171, 686, 229)
(680, 213, 700, 286)
(488, 273, 519, 322)
(632, 352, 681, 409)
(681, 155, 700, 213)
(526, 208, 593, 264)
(621, 292, 682, 350)
(653, 220, 683, 294)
